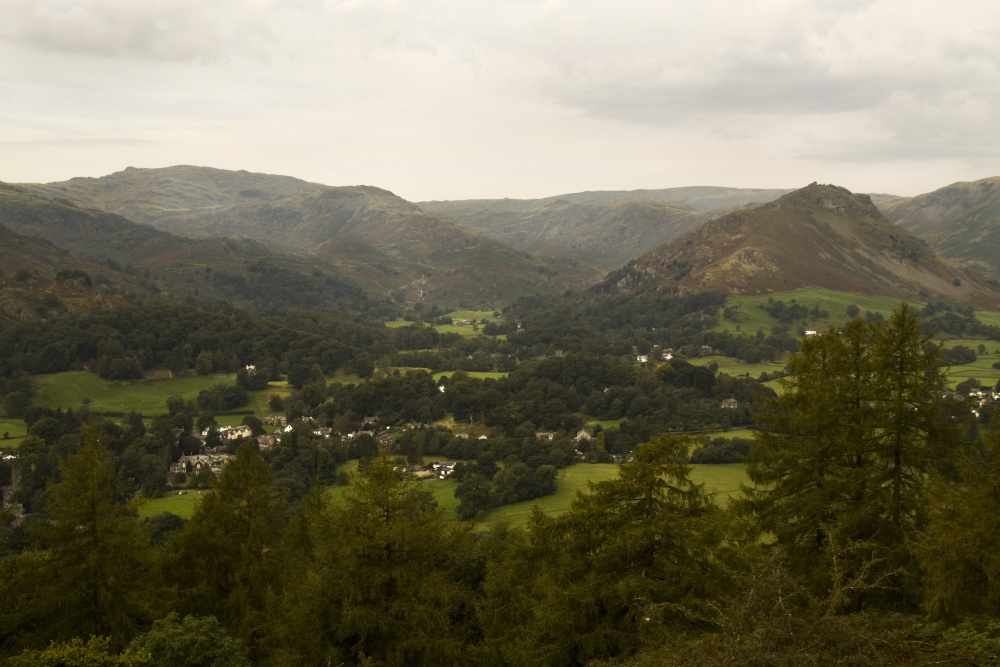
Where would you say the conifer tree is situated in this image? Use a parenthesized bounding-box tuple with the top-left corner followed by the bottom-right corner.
(737, 304, 960, 609)
(274, 453, 477, 666)
(31, 422, 153, 648)
(160, 443, 287, 659)
(479, 435, 722, 665)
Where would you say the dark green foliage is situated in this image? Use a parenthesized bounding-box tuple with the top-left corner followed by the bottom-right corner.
(195, 384, 248, 413)
(160, 444, 288, 658)
(454, 462, 558, 519)
(273, 454, 477, 666)
(690, 436, 754, 463)
(737, 305, 963, 610)
(19, 424, 152, 650)
(7, 636, 151, 666)
(479, 435, 722, 665)
(918, 428, 1000, 619)
(129, 612, 250, 667)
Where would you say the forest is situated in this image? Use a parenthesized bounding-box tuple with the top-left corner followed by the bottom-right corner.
(3, 303, 1000, 665)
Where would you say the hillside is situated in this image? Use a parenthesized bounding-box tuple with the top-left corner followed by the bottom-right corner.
(879, 176, 1000, 284)
(613, 183, 1000, 308)
(25, 166, 601, 305)
(0, 182, 380, 314)
(418, 198, 706, 270)
(419, 186, 793, 269)
(0, 218, 137, 322)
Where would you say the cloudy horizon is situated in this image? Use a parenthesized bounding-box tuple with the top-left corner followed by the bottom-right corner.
(2, 0, 998, 201)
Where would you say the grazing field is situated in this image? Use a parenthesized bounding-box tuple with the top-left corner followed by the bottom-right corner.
(31, 370, 287, 417)
(714, 289, 909, 335)
(475, 462, 749, 528)
(141, 460, 748, 527)
(695, 354, 788, 379)
(705, 428, 757, 441)
(384, 309, 502, 337)
(0, 418, 28, 449)
(138, 491, 205, 519)
(945, 356, 1000, 389)
(433, 371, 508, 381)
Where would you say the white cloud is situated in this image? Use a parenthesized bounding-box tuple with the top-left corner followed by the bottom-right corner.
(1, 0, 999, 197)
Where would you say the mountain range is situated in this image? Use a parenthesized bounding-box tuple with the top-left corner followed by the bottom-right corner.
(23, 166, 600, 306)
(418, 187, 793, 270)
(5, 166, 1000, 317)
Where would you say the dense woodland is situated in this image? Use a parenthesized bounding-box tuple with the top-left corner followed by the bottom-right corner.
(5, 277, 1000, 664)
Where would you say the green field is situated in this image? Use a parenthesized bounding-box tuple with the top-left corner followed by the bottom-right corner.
(138, 491, 205, 519)
(944, 352, 1000, 389)
(715, 289, 910, 335)
(474, 462, 748, 528)
(695, 354, 788, 379)
(432, 371, 508, 381)
(0, 418, 28, 449)
(139, 461, 749, 527)
(385, 309, 501, 337)
(31, 370, 287, 417)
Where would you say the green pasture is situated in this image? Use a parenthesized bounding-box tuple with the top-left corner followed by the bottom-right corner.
(945, 357, 1000, 389)
(0, 418, 28, 449)
(476, 462, 749, 528)
(139, 491, 205, 519)
(140, 459, 749, 527)
(384, 309, 501, 338)
(714, 289, 909, 335)
(32, 370, 286, 418)
(328, 371, 366, 385)
(588, 420, 624, 431)
(433, 371, 508, 381)
(702, 428, 756, 441)
(695, 354, 788, 379)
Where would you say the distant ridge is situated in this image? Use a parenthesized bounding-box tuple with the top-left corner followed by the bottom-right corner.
(608, 183, 1000, 308)
(419, 186, 792, 269)
(25, 166, 601, 305)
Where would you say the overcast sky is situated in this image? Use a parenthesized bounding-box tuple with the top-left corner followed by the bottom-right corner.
(2, 0, 998, 201)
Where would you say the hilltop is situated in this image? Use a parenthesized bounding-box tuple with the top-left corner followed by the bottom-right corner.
(610, 183, 1000, 308)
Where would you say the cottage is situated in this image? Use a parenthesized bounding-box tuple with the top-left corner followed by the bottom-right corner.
(170, 453, 235, 476)
(720, 398, 739, 409)
(431, 461, 457, 479)
(574, 429, 594, 444)
(219, 425, 252, 441)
